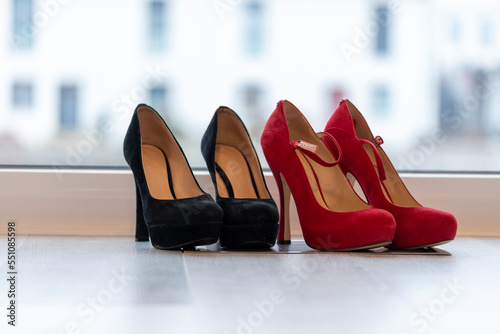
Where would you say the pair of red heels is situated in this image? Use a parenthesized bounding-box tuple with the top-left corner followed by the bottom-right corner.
(261, 100, 457, 251)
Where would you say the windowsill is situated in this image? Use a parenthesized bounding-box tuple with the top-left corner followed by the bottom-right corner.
(0, 168, 498, 237)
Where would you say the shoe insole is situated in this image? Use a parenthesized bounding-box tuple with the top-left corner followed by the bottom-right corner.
(362, 144, 393, 202)
(296, 151, 371, 212)
(363, 145, 419, 207)
(215, 144, 258, 199)
(141, 144, 174, 200)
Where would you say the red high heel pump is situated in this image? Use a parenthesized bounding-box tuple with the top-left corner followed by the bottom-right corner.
(324, 99, 457, 249)
(261, 100, 396, 251)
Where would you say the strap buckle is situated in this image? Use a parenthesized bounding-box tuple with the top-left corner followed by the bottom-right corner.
(372, 136, 384, 146)
(290, 133, 342, 167)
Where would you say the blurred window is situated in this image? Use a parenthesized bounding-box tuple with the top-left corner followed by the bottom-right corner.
(59, 85, 78, 131)
(12, 0, 33, 49)
(148, 0, 167, 52)
(372, 85, 390, 116)
(12, 82, 33, 108)
(375, 5, 389, 55)
(244, 2, 264, 56)
(149, 85, 168, 117)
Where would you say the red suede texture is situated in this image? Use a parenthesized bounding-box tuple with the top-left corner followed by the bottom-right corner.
(261, 101, 396, 250)
(325, 100, 457, 249)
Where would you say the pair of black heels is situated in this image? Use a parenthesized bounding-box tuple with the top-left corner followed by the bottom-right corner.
(124, 104, 279, 250)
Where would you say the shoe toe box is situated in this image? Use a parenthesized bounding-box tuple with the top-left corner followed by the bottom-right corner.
(218, 197, 279, 226)
(390, 206, 457, 249)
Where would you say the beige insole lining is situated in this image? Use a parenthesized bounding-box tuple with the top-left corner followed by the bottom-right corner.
(363, 145, 419, 207)
(296, 152, 371, 212)
(215, 144, 258, 199)
(142, 144, 174, 200)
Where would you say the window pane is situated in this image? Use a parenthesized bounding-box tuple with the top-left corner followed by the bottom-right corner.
(149, 85, 168, 117)
(1, 1, 500, 171)
(59, 85, 78, 131)
(374, 5, 389, 55)
(12, 82, 34, 108)
(371, 85, 390, 116)
(244, 1, 264, 56)
(11, 0, 34, 49)
(148, 0, 167, 52)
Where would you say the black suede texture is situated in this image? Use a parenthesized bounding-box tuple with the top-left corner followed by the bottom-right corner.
(124, 104, 223, 229)
(201, 107, 279, 227)
(216, 197, 279, 227)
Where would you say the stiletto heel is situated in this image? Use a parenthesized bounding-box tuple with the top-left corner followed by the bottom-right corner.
(135, 184, 149, 242)
(324, 99, 457, 249)
(276, 173, 291, 245)
(124, 104, 222, 250)
(201, 106, 279, 248)
(261, 100, 396, 251)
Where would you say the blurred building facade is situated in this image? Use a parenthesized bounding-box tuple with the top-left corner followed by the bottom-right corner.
(1, 0, 500, 169)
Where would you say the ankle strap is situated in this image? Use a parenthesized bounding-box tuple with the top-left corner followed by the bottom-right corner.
(290, 132, 342, 167)
(359, 137, 386, 181)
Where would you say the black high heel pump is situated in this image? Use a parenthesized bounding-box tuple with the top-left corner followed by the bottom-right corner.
(201, 106, 279, 248)
(124, 104, 222, 250)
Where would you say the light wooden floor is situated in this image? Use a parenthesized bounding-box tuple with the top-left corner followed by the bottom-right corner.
(1, 236, 499, 334)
